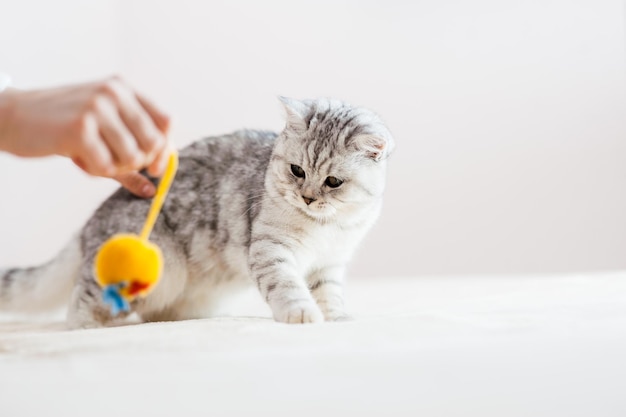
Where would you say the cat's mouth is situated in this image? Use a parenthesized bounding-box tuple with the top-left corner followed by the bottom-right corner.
(283, 193, 337, 221)
(298, 202, 337, 222)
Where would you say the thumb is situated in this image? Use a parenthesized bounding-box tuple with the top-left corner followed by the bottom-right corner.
(114, 172, 156, 198)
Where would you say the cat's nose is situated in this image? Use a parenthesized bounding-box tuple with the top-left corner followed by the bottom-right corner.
(302, 196, 317, 205)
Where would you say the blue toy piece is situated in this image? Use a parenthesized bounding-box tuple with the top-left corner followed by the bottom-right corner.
(102, 283, 130, 316)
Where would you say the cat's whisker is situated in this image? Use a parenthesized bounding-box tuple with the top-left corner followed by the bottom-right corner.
(237, 201, 264, 222)
(233, 192, 269, 222)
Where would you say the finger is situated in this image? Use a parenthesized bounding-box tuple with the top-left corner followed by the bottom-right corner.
(76, 113, 115, 176)
(107, 81, 167, 159)
(71, 156, 87, 172)
(135, 92, 171, 135)
(95, 96, 145, 171)
(147, 144, 172, 177)
(114, 172, 156, 198)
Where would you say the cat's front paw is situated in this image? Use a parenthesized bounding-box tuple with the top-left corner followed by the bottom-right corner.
(323, 311, 354, 322)
(273, 301, 324, 324)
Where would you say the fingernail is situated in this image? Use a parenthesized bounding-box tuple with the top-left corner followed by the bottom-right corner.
(142, 184, 155, 197)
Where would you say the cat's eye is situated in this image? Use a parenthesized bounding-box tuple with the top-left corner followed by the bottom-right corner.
(290, 164, 305, 178)
(325, 176, 343, 188)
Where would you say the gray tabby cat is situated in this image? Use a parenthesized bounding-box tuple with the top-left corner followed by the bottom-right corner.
(0, 97, 394, 328)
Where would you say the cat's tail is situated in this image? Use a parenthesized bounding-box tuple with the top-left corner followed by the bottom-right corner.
(0, 237, 82, 314)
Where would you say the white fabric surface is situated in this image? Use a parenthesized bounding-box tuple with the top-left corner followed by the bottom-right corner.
(1, 272, 626, 416)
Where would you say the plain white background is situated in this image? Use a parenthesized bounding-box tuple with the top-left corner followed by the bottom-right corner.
(0, 0, 624, 278)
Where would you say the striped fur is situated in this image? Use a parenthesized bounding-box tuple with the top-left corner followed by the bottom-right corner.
(0, 98, 394, 328)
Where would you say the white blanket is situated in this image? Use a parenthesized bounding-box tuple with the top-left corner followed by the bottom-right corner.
(2, 272, 626, 416)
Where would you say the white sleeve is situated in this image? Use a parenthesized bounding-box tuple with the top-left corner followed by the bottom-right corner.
(0, 73, 12, 92)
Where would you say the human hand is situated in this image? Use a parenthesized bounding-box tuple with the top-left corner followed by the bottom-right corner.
(0, 76, 171, 183)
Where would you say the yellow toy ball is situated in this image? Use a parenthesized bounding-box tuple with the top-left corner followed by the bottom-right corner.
(94, 234, 163, 300)
(94, 151, 178, 315)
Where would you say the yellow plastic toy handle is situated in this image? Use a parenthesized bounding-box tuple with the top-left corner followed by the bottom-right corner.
(140, 151, 179, 241)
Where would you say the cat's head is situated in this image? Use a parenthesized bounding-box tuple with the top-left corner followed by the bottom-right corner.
(268, 97, 394, 222)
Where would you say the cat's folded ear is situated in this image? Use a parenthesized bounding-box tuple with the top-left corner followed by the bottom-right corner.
(353, 132, 395, 162)
(278, 96, 310, 132)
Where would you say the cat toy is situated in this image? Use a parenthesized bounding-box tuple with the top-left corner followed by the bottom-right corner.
(94, 151, 179, 315)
